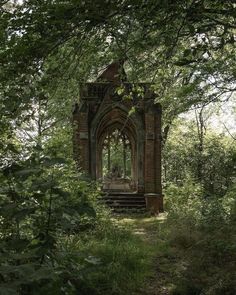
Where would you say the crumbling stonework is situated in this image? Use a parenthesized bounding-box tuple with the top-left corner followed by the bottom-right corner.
(73, 62, 163, 213)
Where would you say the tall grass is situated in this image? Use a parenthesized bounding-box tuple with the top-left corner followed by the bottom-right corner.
(55, 217, 153, 295)
(160, 180, 236, 295)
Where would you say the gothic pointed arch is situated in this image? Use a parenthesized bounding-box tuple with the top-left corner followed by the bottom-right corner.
(73, 62, 163, 213)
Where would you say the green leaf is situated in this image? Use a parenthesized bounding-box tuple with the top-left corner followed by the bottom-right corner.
(31, 179, 57, 191)
(51, 187, 70, 197)
(41, 157, 66, 167)
(0, 263, 34, 276)
(14, 207, 36, 221)
(77, 203, 96, 217)
(2, 164, 22, 177)
(183, 49, 191, 57)
(14, 168, 41, 177)
(28, 266, 55, 281)
(0, 286, 18, 295)
(128, 106, 136, 116)
(0, 203, 18, 217)
(84, 256, 101, 265)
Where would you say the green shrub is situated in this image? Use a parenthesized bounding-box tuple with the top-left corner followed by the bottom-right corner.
(163, 181, 236, 295)
(0, 155, 101, 295)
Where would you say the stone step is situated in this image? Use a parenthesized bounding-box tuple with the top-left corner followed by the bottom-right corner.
(112, 207, 147, 214)
(104, 199, 145, 205)
(102, 193, 144, 198)
(106, 204, 146, 209)
(111, 207, 147, 214)
(102, 195, 145, 200)
(100, 192, 146, 212)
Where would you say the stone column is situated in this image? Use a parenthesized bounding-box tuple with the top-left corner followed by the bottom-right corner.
(155, 105, 163, 212)
(144, 101, 163, 214)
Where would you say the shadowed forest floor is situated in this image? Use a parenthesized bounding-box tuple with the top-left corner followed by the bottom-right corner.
(114, 214, 175, 295)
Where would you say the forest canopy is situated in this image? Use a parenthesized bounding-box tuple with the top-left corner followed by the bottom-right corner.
(0, 1, 236, 295)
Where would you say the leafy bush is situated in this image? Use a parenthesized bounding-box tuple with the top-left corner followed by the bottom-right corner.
(0, 150, 151, 294)
(0, 152, 99, 294)
(163, 120, 236, 197)
(163, 181, 236, 295)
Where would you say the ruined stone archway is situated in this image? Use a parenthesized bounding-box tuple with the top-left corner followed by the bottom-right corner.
(73, 62, 163, 213)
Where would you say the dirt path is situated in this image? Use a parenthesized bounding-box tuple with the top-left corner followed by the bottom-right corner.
(115, 214, 174, 295)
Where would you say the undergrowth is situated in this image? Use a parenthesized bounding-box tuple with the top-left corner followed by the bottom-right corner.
(156, 180, 236, 295)
(55, 217, 152, 295)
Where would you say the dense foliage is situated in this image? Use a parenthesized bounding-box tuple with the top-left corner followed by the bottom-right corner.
(0, 1, 235, 294)
(160, 180, 236, 295)
(1, 1, 236, 121)
(163, 117, 236, 196)
(156, 114, 236, 295)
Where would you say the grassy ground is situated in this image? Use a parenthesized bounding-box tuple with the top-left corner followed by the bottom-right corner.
(114, 213, 176, 295)
(64, 212, 181, 295)
(59, 212, 161, 295)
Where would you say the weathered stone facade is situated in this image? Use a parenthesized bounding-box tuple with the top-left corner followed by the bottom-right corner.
(73, 62, 163, 213)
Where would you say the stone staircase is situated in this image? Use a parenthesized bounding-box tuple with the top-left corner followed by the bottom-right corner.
(101, 192, 146, 213)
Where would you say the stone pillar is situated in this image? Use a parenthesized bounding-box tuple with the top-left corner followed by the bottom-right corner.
(155, 105, 163, 212)
(144, 102, 163, 214)
(145, 112, 156, 192)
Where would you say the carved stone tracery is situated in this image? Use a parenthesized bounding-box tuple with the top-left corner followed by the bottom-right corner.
(73, 62, 163, 213)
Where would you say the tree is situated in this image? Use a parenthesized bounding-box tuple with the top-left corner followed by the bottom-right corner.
(163, 116, 236, 196)
(1, 1, 235, 118)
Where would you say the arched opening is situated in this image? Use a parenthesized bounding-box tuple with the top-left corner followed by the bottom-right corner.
(92, 106, 141, 192)
(101, 128, 134, 191)
(102, 129, 132, 178)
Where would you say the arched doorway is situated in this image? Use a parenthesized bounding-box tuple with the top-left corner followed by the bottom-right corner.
(92, 106, 144, 193)
(101, 128, 133, 191)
